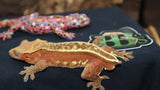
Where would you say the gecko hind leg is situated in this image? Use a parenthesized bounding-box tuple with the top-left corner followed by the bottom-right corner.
(81, 61, 109, 90)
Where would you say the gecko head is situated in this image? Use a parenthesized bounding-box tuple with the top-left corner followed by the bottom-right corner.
(9, 39, 47, 60)
(9, 40, 30, 60)
(67, 13, 90, 28)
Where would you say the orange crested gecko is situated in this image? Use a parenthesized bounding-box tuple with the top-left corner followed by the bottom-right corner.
(9, 39, 134, 90)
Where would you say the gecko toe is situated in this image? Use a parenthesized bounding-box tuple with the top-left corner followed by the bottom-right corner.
(99, 86, 105, 90)
(87, 82, 93, 87)
(87, 81, 105, 90)
(30, 73, 35, 80)
(127, 55, 134, 59)
(24, 73, 29, 82)
(19, 71, 25, 75)
(24, 66, 29, 69)
(100, 75, 110, 80)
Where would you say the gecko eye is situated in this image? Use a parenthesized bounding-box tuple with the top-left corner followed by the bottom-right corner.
(13, 50, 18, 56)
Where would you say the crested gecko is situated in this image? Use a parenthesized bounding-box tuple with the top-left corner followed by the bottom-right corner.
(9, 39, 133, 90)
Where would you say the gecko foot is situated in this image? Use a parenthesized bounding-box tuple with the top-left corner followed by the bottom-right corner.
(0, 32, 13, 40)
(87, 75, 109, 90)
(19, 65, 36, 82)
(65, 32, 75, 40)
(120, 50, 134, 61)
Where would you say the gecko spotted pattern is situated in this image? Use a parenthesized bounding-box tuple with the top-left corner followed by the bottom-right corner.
(0, 13, 90, 40)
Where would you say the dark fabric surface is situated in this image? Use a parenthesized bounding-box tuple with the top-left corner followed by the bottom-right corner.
(0, 7, 160, 90)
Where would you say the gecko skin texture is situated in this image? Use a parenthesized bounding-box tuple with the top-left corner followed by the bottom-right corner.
(9, 39, 134, 90)
(0, 12, 90, 40)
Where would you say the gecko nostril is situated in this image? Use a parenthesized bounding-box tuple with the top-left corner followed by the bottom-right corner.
(13, 50, 18, 56)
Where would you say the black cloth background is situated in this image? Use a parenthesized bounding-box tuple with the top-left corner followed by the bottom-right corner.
(0, 7, 160, 90)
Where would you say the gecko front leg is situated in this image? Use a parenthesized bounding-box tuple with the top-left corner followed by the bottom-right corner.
(81, 61, 109, 90)
(19, 60, 48, 82)
(0, 20, 23, 40)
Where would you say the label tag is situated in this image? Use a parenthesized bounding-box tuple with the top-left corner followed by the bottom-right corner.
(88, 27, 153, 51)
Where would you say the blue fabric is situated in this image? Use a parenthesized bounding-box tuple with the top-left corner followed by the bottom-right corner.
(0, 7, 160, 90)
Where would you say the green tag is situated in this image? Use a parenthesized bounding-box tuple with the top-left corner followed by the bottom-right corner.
(89, 27, 153, 51)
